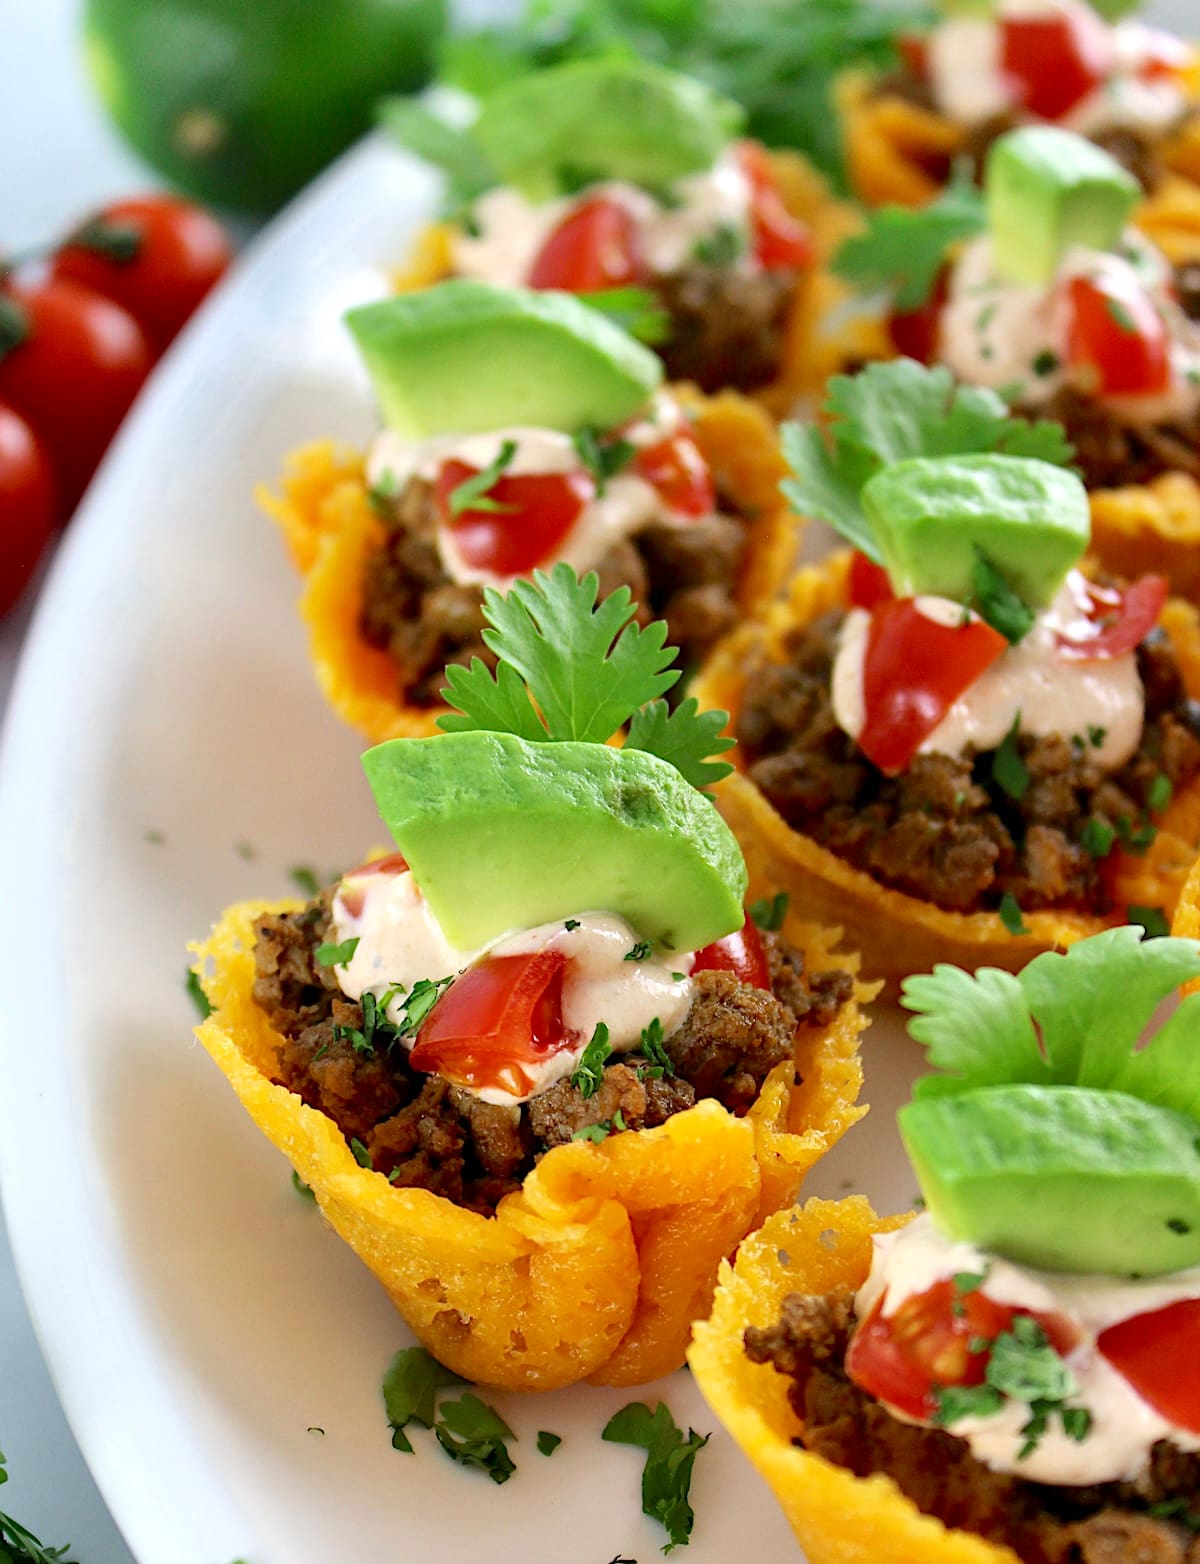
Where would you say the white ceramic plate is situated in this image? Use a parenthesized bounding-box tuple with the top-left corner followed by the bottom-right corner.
(0, 133, 916, 1564)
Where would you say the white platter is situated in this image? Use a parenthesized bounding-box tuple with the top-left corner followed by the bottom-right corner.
(0, 131, 917, 1563)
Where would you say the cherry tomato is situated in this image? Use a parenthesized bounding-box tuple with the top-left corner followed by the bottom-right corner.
(51, 195, 232, 353)
(1001, 9, 1113, 122)
(0, 403, 56, 617)
(736, 141, 814, 272)
(1055, 572, 1168, 661)
(336, 852, 409, 917)
(1098, 1299, 1200, 1434)
(435, 460, 595, 577)
(0, 279, 152, 517)
(1134, 26, 1192, 83)
(859, 599, 1008, 776)
(692, 913, 771, 991)
(848, 1280, 1077, 1421)
(1065, 273, 1171, 398)
(889, 270, 949, 365)
(528, 197, 643, 292)
(409, 950, 569, 1096)
(848, 552, 895, 612)
(633, 429, 715, 518)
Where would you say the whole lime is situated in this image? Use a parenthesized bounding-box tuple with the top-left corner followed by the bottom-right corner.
(83, 0, 447, 214)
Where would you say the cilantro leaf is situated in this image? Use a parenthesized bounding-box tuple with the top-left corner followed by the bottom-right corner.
(291, 1170, 316, 1202)
(625, 696, 734, 790)
(0, 1447, 78, 1563)
(603, 1402, 709, 1553)
(570, 1022, 613, 1099)
(987, 1315, 1075, 1404)
(289, 864, 323, 897)
(779, 422, 876, 557)
(446, 439, 518, 517)
(639, 1017, 675, 1077)
(971, 552, 1034, 644)
(537, 1429, 562, 1455)
(316, 936, 360, 968)
(576, 286, 670, 345)
(185, 966, 213, 1020)
(998, 892, 1028, 937)
(833, 165, 986, 310)
(931, 1383, 1002, 1425)
(376, 97, 496, 208)
(991, 718, 1029, 802)
(904, 963, 1050, 1100)
(573, 426, 637, 492)
(434, 1393, 517, 1484)
(749, 891, 789, 932)
(382, 1346, 466, 1445)
(572, 1121, 612, 1142)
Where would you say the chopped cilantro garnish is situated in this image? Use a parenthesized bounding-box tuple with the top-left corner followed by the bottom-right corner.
(446, 439, 518, 518)
(998, 892, 1028, 936)
(1033, 349, 1060, 378)
(572, 1122, 612, 1143)
(1129, 905, 1170, 939)
(0, 1446, 77, 1564)
(570, 1022, 613, 1099)
(316, 936, 360, 968)
(392, 975, 455, 1037)
(639, 1018, 675, 1078)
(382, 1345, 467, 1453)
(991, 718, 1029, 802)
(438, 563, 734, 788)
(931, 1383, 1002, 1426)
(1149, 1498, 1200, 1530)
(1081, 818, 1116, 859)
(1149, 773, 1173, 813)
(933, 1314, 1085, 1458)
(970, 551, 1034, 644)
(612, 1108, 627, 1132)
(291, 1170, 316, 1203)
(576, 287, 670, 346)
(434, 1393, 518, 1484)
(350, 1138, 374, 1169)
(693, 222, 747, 268)
(625, 941, 652, 962)
(603, 1402, 709, 1553)
(1104, 296, 1136, 334)
(185, 967, 213, 1020)
(749, 891, 789, 932)
(289, 864, 323, 897)
(1088, 725, 1107, 748)
(1116, 813, 1158, 855)
(573, 426, 637, 493)
(952, 1269, 988, 1295)
(368, 467, 400, 516)
(833, 165, 985, 310)
(536, 1430, 562, 1456)
(564, 919, 581, 931)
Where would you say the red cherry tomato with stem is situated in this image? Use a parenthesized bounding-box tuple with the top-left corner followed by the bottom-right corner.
(51, 195, 232, 353)
(0, 403, 55, 617)
(0, 279, 152, 518)
(528, 197, 643, 292)
(1098, 1299, 1200, 1434)
(409, 950, 569, 1096)
(692, 914, 771, 991)
(633, 429, 715, 518)
(1066, 273, 1171, 398)
(1001, 10, 1113, 121)
(435, 460, 595, 576)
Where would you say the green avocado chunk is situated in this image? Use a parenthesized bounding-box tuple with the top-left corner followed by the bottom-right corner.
(986, 126, 1140, 288)
(472, 59, 744, 201)
(361, 730, 747, 953)
(900, 1084, 1200, 1276)
(345, 281, 662, 439)
(862, 453, 1089, 608)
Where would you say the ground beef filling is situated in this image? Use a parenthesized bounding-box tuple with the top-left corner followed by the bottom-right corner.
(738, 610, 1200, 916)
(250, 894, 852, 1216)
(1025, 385, 1200, 492)
(359, 473, 747, 706)
(745, 1292, 1200, 1564)
(653, 263, 798, 394)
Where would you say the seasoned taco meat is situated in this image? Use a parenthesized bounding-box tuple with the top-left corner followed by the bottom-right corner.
(745, 1292, 1200, 1564)
(360, 474, 749, 706)
(1024, 386, 1200, 491)
(738, 611, 1200, 916)
(252, 898, 849, 1216)
(654, 263, 799, 394)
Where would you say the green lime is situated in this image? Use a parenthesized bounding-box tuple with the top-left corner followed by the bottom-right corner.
(83, 0, 446, 214)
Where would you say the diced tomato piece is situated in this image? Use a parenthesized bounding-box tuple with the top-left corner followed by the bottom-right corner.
(633, 429, 715, 517)
(1065, 273, 1171, 398)
(847, 1280, 1078, 1422)
(409, 950, 569, 1097)
(528, 197, 643, 292)
(1098, 1299, 1200, 1434)
(736, 142, 814, 272)
(337, 852, 409, 916)
(859, 600, 1008, 776)
(692, 914, 771, 991)
(848, 551, 895, 611)
(889, 269, 949, 365)
(1055, 572, 1168, 661)
(435, 461, 595, 577)
(898, 33, 929, 81)
(1135, 26, 1192, 83)
(1001, 9, 1114, 122)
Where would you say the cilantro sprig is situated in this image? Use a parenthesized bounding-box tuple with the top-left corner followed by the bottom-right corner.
(570, 1022, 613, 1098)
(438, 563, 734, 789)
(603, 1401, 710, 1553)
(901, 925, 1200, 1112)
(0, 1448, 76, 1564)
(833, 165, 986, 311)
(576, 287, 671, 346)
(780, 361, 1075, 564)
(382, 1347, 517, 1482)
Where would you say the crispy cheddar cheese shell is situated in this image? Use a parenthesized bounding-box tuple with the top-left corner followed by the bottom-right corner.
(1089, 473, 1200, 605)
(392, 151, 888, 413)
(691, 550, 1200, 988)
(259, 389, 801, 745)
(688, 1198, 1020, 1564)
(193, 899, 870, 1392)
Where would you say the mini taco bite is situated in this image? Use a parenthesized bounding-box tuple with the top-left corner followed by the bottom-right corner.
(835, 125, 1200, 601)
(383, 57, 881, 409)
(692, 360, 1200, 986)
(840, 0, 1200, 212)
(691, 926, 1200, 1564)
(192, 567, 869, 1391)
(260, 280, 800, 744)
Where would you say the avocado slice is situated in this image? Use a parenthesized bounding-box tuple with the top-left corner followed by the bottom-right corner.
(362, 731, 747, 953)
(862, 453, 1089, 609)
(900, 1084, 1200, 1276)
(472, 59, 744, 201)
(986, 126, 1140, 288)
(345, 281, 662, 439)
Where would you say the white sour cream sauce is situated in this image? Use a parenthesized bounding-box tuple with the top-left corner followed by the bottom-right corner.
(452, 150, 757, 287)
(365, 393, 707, 589)
(858, 1214, 1200, 1485)
(939, 233, 1200, 423)
(925, 0, 1191, 137)
(831, 577, 1144, 771)
(329, 861, 695, 1107)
